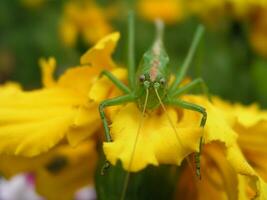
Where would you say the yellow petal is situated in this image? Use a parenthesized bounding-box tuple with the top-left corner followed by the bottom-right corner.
(80, 32, 120, 69)
(227, 143, 267, 199)
(67, 104, 100, 146)
(176, 142, 238, 200)
(210, 97, 267, 199)
(0, 54, 110, 156)
(67, 125, 100, 147)
(89, 67, 127, 102)
(104, 103, 201, 172)
(103, 95, 241, 172)
(233, 104, 267, 127)
(0, 82, 21, 95)
(181, 95, 238, 146)
(39, 57, 57, 88)
(58, 66, 99, 96)
(0, 88, 82, 156)
(235, 121, 267, 182)
(213, 97, 267, 127)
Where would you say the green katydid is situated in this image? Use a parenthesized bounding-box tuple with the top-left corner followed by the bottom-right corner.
(99, 12, 209, 185)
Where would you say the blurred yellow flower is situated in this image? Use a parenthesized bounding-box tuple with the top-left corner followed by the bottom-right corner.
(185, 0, 225, 25)
(59, 0, 113, 47)
(137, 0, 184, 24)
(0, 141, 97, 200)
(0, 32, 120, 157)
(20, 0, 45, 9)
(250, 8, 267, 57)
(227, 0, 267, 18)
(35, 142, 97, 200)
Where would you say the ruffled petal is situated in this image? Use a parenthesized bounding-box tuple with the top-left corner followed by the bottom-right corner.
(234, 122, 267, 183)
(213, 97, 267, 127)
(181, 95, 238, 146)
(103, 95, 241, 172)
(226, 143, 267, 199)
(213, 97, 267, 183)
(104, 103, 201, 172)
(80, 32, 120, 69)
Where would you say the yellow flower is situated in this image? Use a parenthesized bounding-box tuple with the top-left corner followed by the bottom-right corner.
(59, 0, 113, 47)
(102, 95, 238, 172)
(174, 97, 267, 199)
(0, 32, 120, 157)
(184, 0, 267, 25)
(35, 142, 97, 200)
(137, 0, 184, 24)
(214, 97, 267, 185)
(90, 64, 267, 198)
(0, 142, 97, 200)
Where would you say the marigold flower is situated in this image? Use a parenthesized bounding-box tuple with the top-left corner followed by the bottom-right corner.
(90, 63, 267, 198)
(175, 97, 267, 199)
(0, 32, 120, 157)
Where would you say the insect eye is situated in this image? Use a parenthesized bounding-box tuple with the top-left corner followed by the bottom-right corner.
(139, 75, 146, 82)
(160, 78, 166, 85)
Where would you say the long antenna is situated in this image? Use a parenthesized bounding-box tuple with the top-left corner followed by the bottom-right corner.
(154, 88, 195, 175)
(120, 89, 149, 200)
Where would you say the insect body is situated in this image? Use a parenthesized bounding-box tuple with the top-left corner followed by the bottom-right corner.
(136, 21, 170, 111)
(99, 13, 209, 181)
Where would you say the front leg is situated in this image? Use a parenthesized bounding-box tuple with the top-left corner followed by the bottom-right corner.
(99, 94, 136, 174)
(164, 98, 207, 179)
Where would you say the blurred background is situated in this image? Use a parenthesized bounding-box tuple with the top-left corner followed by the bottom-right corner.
(0, 0, 267, 108)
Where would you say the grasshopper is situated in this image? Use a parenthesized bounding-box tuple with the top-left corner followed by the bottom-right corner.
(99, 12, 209, 184)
